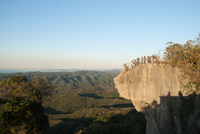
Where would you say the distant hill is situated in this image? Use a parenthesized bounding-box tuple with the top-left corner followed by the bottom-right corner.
(0, 70, 120, 92)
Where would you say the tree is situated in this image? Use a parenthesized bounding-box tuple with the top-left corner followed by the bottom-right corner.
(0, 75, 54, 134)
(163, 34, 200, 93)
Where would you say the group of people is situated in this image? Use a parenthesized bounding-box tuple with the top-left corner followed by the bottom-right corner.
(123, 56, 156, 71)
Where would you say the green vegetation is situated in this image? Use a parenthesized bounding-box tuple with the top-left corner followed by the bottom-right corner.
(45, 91, 145, 134)
(155, 34, 200, 94)
(165, 38, 200, 91)
(0, 71, 146, 134)
(0, 75, 54, 134)
(41, 71, 145, 134)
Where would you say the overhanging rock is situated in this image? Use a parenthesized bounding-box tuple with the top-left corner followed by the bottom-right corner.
(114, 64, 183, 134)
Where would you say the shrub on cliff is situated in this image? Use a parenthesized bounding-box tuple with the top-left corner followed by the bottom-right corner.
(154, 34, 200, 93)
(165, 36, 199, 82)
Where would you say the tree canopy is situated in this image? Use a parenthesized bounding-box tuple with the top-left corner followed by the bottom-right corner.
(0, 75, 54, 134)
(156, 34, 200, 93)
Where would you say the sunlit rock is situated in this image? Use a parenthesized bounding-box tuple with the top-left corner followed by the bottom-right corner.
(114, 64, 184, 134)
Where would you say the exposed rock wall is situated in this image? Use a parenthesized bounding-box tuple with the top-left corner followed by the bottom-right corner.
(114, 64, 183, 134)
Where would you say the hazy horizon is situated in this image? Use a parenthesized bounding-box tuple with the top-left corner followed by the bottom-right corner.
(1, 0, 200, 70)
(0, 68, 122, 74)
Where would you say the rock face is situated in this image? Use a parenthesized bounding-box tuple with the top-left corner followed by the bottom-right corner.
(114, 64, 183, 134)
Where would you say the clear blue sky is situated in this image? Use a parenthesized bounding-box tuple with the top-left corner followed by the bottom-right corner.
(0, 0, 199, 70)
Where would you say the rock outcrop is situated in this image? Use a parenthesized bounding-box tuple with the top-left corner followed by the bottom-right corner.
(114, 63, 184, 134)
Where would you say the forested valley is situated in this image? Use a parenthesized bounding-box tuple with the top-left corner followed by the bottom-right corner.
(0, 71, 146, 134)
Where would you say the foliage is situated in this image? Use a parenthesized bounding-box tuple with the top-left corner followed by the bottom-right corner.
(0, 75, 54, 134)
(0, 71, 146, 134)
(153, 34, 200, 93)
(44, 88, 146, 134)
(164, 36, 200, 83)
(82, 108, 146, 134)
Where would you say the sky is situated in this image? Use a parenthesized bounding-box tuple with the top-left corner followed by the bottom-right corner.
(0, 0, 200, 70)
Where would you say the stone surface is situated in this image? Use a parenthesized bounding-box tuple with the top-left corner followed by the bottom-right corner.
(114, 63, 183, 134)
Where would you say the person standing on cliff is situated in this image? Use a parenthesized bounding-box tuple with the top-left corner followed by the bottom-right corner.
(147, 56, 150, 63)
(123, 63, 128, 71)
(131, 60, 135, 68)
(137, 57, 140, 65)
(141, 56, 143, 64)
(133, 59, 136, 67)
(149, 56, 152, 63)
(151, 55, 156, 63)
(135, 58, 138, 67)
(144, 56, 146, 64)
(149, 56, 151, 63)
(151, 56, 155, 63)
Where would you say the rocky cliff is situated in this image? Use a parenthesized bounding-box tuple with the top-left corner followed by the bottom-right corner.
(114, 63, 184, 134)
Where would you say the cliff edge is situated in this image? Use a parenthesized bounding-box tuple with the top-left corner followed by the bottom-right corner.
(114, 63, 183, 134)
